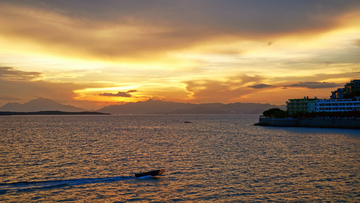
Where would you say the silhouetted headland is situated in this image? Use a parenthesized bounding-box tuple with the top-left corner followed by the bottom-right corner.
(0, 111, 110, 116)
(255, 117, 360, 129)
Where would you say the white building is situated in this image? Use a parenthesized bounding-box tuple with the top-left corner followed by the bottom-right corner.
(286, 97, 318, 114)
(316, 97, 360, 112)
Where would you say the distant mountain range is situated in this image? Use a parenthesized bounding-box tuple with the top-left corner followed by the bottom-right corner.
(0, 98, 286, 114)
(97, 99, 286, 114)
(0, 98, 86, 112)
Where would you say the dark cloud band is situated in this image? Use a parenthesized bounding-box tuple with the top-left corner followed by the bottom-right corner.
(0, 66, 42, 81)
(248, 83, 274, 89)
(284, 82, 343, 89)
(99, 90, 137, 97)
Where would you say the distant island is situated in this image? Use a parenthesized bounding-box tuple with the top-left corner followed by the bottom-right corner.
(97, 99, 286, 114)
(0, 98, 86, 112)
(0, 111, 110, 116)
(0, 97, 286, 115)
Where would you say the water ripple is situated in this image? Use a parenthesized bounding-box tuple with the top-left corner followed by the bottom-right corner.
(0, 114, 359, 202)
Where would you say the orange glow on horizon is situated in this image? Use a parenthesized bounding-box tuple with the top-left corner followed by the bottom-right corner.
(0, 2, 360, 109)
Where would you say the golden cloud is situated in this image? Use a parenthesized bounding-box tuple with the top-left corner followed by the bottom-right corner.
(1, 2, 360, 63)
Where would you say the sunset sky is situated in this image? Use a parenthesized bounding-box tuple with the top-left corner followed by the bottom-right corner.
(1, 0, 360, 109)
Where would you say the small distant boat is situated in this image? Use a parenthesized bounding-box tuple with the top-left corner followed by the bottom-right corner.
(134, 169, 165, 178)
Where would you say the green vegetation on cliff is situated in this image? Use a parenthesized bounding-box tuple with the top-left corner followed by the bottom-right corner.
(262, 108, 288, 118)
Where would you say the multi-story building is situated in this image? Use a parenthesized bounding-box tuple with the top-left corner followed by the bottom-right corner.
(331, 80, 360, 99)
(349, 80, 360, 92)
(316, 97, 360, 112)
(286, 97, 318, 114)
(286, 80, 360, 114)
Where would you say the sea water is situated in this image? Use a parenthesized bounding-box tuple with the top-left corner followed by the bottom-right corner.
(0, 114, 359, 202)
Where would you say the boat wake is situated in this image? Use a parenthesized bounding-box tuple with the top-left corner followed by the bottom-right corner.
(0, 176, 133, 194)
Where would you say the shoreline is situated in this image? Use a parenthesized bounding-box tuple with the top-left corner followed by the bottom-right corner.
(255, 117, 360, 129)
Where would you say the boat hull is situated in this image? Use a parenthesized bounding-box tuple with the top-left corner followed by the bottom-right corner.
(135, 169, 165, 177)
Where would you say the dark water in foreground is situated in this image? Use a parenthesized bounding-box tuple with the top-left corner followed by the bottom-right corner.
(0, 114, 359, 202)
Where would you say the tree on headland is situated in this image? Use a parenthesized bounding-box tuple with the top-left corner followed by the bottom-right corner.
(263, 108, 288, 118)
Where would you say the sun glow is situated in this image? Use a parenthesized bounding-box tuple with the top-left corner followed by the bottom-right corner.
(1, 2, 360, 109)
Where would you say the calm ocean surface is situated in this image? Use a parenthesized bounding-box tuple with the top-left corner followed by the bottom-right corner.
(0, 114, 359, 202)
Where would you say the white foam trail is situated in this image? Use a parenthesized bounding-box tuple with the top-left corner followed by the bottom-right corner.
(137, 175, 153, 179)
(0, 176, 133, 192)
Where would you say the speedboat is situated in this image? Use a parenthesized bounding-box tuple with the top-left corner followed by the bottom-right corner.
(134, 169, 165, 177)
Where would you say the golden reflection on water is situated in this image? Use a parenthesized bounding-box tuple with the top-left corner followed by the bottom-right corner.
(0, 115, 359, 202)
